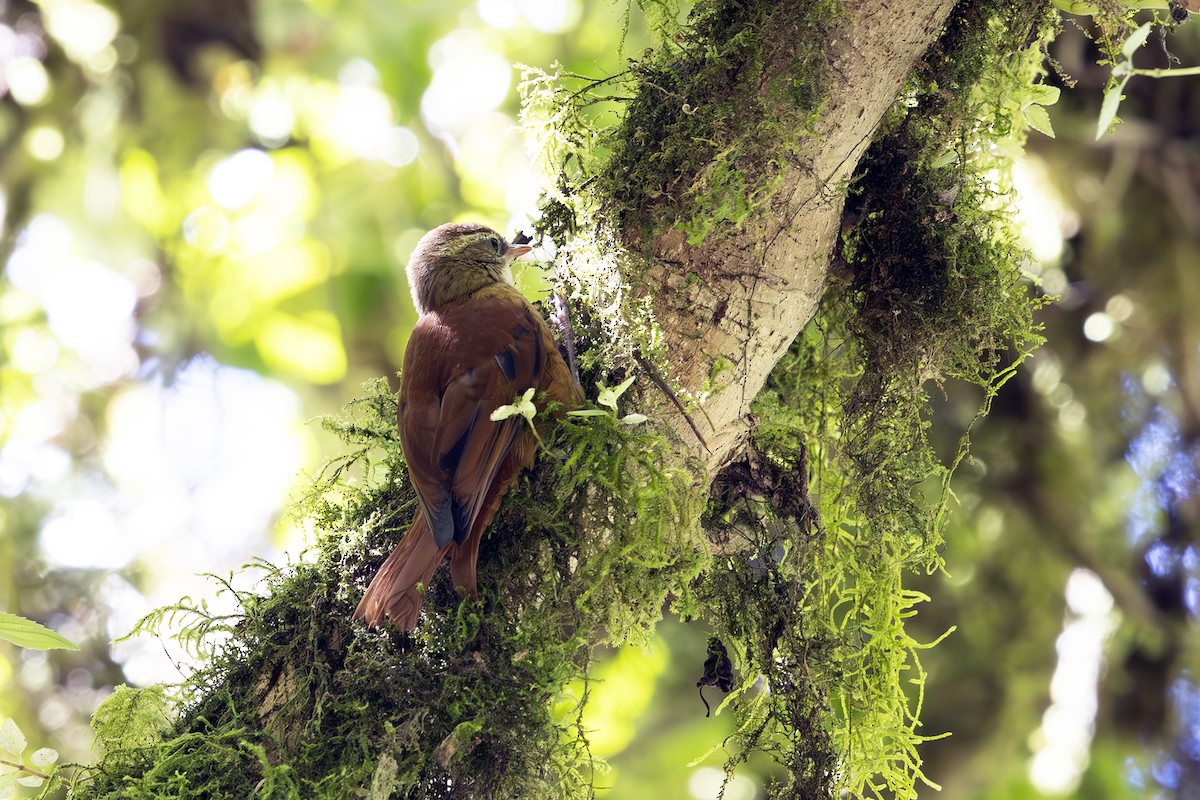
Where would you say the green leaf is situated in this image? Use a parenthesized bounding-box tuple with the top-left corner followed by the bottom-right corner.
(1051, 0, 1099, 13)
(1025, 84, 1060, 107)
(0, 719, 26, 758)
(1121, 22, 1152, 60)
(565, 409, 610, 417)
(1023, 104, 1055, 138)
(929, 148, 958, 169)
(0, 613, 79, 651)
(29, 748, 58, 770)
(1096, 77, 1128, 140)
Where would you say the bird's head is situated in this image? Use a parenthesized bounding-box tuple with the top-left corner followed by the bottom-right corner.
(406, 222, 533, 314)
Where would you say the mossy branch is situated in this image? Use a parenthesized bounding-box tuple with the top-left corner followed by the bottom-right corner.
(520, 0, 1054, 797)
(70, 378, 705, 799)
(65, 2, 1058, 799)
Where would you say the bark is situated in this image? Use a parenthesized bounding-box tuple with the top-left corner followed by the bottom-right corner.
(637, 0, 958, 472)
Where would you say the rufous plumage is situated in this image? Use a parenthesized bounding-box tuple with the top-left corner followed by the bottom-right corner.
(355, 222, 579, 631)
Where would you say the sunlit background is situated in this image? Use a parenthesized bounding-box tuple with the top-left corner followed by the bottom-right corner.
(1, 0, 1199, 797)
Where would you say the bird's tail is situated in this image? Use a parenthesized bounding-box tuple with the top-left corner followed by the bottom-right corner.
(354, 513, 448, 631)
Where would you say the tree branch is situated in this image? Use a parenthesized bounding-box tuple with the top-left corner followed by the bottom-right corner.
(622, 0, 958, 472)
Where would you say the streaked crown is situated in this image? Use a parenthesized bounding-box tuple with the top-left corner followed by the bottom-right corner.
(406, 223, 520, 313)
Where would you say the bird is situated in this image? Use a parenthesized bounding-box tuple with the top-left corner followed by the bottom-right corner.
(354, 222, 580, 631)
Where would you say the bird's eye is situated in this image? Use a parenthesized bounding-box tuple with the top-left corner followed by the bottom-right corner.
(488, 236, 502, 254)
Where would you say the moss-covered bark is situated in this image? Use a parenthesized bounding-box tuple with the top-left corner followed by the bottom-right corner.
(79, 383, 705, 799)
(65, 2, 1060, 799)
(585, 0, 966, 469)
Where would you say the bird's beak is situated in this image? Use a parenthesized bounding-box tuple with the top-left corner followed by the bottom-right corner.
(504, 244, 533, 261)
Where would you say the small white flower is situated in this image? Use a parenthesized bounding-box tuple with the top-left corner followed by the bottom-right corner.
(597, 375, 635, 414)
(490, 388, 537, 423)
(491, 388, 543, 447)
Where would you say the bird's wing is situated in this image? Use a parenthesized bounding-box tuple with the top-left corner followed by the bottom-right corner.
(399, 291, 547, 548)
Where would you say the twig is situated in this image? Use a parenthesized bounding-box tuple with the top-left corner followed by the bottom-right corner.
(0, 758, 50, 781)
(634, 353, 711, 451)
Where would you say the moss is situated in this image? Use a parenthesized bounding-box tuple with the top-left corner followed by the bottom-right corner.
(516, 6, 1056, 797)
(522, 0, 841, 250)
(70, 378, 706, 799)
(68, 2, 1063, 798)
(598, 0, 842, 246)
(694, 2, 1057, 797)
(696, 441, 837, 798)
(520, 0, 843, 394)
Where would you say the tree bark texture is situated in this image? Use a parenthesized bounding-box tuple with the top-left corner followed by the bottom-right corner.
(639, 0, 958, 472)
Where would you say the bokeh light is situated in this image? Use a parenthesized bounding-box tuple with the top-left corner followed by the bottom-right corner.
(40, 0, 118, 64)
(209, 149, 275, 210)
(6, 215, 138, 385)
(1028, 569, 1116, 795)
(422, 29, 512, 143)
(25, 126, 63, 160)
(5, 54, 49, 104)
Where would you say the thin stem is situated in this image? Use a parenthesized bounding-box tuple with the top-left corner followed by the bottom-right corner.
(0, 758, 50, 781)
(1132, 65, 1200, 78)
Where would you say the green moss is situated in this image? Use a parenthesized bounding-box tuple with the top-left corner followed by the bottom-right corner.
(516, 8, 1055, 798)
(521, 0, 844, 395)
(70, 378, 706, 799)
(69, 2, 1063, 798)
(701, 355, 734, 399)
(598, 0, 842, 245)
(522, 0, 842, 250)
(694, 2, 1056, 797)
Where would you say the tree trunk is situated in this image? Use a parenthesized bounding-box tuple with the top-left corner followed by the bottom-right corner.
(633, 0, 958, 471)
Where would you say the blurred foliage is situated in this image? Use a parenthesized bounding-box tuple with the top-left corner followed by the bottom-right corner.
(0, 0, 662, 791)
(911, 7, 1200, 799)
